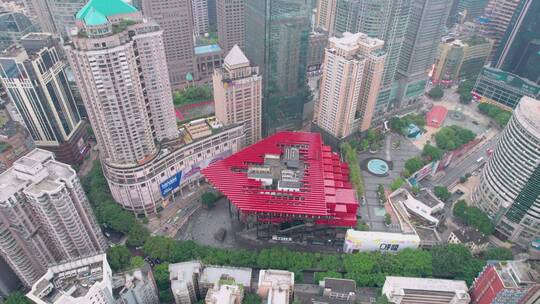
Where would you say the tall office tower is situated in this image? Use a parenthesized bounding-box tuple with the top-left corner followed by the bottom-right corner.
(313, 32, 385, 140)
(213, 45, 262, 146)
(0, 149, 107, 287)
(478, 0, 521, 60)
(473, 96, 540, 247)
(142, 0, 197, 89)
(192, 0, 210, 36)
(245, 0, 312, 134)
(0, 10, 38, 51)
(333, 0, 411, 115)
(28, 0, 85, 37)
(315, 0, 337, 34)
(27, 254, 114, 304)
(0, 33, 88, 165)
(493, 0, 540, 84)
(207, 0, 217, 27)
(396, 0, 452, 106)
(217, 0, 245, 52)
(456, 0, 488, 21)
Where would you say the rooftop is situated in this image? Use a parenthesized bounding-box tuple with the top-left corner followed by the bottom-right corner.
(515, 96, 540, 139)
(202, 132, 358, 227)
(223, 44, 250, 68)
(384, 276, 468, 293)
(194, 44, 222, 55)
(28, 254, 108, 304)
(323, 278, 356, 294)
(200, 265, 252, 288)
(76, 0, 138, 26)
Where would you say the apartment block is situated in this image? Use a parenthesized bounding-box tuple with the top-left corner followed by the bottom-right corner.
(169, 261, 252, 304)
(314, 32, 386, 139)
(315, 0, 337, 34)
(382, 276, 470, 304)
(257, 269, 294, 304)
(142, 0, 196, 89)
(27, 254, 114, 304)
(478, 0, 521, 61)
(0, 33, 88, 165)
(115, 264, 160, 304)
(0, 149, 106, 287)
(27, 0, 85, 37)
(192, 0, 210, 36)
(217, 0, 245, 52)
(213, 45, 262, 146)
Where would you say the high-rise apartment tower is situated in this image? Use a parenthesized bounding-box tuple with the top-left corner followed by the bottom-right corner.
(217, 0, 245, 52)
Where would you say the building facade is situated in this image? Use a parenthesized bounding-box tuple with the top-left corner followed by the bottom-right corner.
(0, 149, 106, 287)
(456, 0, 488, 21)
(213, 45, 262, 146)
(432, 37, 493, 85)
(314, 32, 386, 139)
(396, 0, 452, 106)
(0, 33, 88, 165)
(382, 276, 471, 304)
(493, 0, 540, 84)
(142, 0, 196, 89)
(216, 0, 245, 52)
(472, 67, 540, 110)
(0, 120, 34, 173)
(478, 0, 521, 61)
(333, 0, 412, 115)
(27, 254, 114, 304)
(473, 96, 540, 247)
(315, 0, 337, 34)
(192, 0, 210, 36)
(245, 0, 312, 134)
(0, 11, 38, 52)
(447, 228, 489, 254)
(28, 0, 85, 37)
(194, 44, 224, 86)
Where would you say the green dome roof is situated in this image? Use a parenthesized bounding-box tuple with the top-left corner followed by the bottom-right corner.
(76, 0, 138, 26)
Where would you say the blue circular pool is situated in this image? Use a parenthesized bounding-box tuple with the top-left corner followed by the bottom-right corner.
(367, 159, 389, 175)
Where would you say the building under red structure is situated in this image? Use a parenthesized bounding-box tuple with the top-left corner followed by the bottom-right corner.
(426, 105, 448, 128)
(202, 131, 358, 230)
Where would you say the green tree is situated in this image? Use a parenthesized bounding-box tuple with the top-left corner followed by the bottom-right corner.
(434, 126, 476, 151)
(389, 116, 405, 133)
(243, 293, 262, 304)
(453, 200, 494, 234)
(483, 247, 513, 261)
(427, 86, 444, 100)
(494, 112, 511, 127)
(422, 144, 443, 161)
(143, 236, 177, 261)
(384, 213, 392, 225)
(4, 291, 33, 304)
(361, 139, 370, 151)
(126, 223, 150, 247)
(154, 263, 173, 303)
(341, 143, 364, 195)
(376, 295, 390, 304)
(357, 220, 369, 231)
(431, 244, 485, 284)
(434, 186, 451, 202)
(130, 256, 145, 269)
(459, 91, 473, 104)
(107, 245, 132, 272)
(390, 178, 405, 191)
(405, 157, 425, 174)
(201, 192, 218, 208)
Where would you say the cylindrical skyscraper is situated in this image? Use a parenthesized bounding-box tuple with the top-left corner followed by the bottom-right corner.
(473, 96, 540, 247)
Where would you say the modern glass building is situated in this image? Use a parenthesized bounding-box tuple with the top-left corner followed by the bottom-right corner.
(472, 66, 540, 110)
(473, 96, 540, 247)
(333, 0, 411, 115)
(494, 0, 540, 84)
(0, 11, 38, 51)
(245, 0, 312, 134)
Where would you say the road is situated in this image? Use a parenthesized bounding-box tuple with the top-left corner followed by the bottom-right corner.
(424, 136, 498, 189)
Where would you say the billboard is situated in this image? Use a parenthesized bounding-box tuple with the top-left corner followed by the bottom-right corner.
(160, 172, 182, 197)
(343, 230, 420, 253)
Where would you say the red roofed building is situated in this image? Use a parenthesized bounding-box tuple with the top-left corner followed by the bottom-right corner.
(426, 105, 448, 128)
(202, 131, 358, 240)
(469, 260, 540, 304)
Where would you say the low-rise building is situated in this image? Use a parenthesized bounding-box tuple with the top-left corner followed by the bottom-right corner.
(169, 261, 252, 304)
(472, 67, 540, 110)
(114, 264, 159, 304)
(448, 228, 489, 254)
(205, 283, 243, 304)
(293, 278, 356, 304)
(194, 44, 224, 86)
(26, 254, 114, 304)
(382, 276, 470, 304)
(469, 260, 540, 304)
(390, 188, 444, 225)
(258, 269, 294, 304)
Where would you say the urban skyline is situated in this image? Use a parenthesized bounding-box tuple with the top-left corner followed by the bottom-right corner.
(0, 0, 539, 303)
